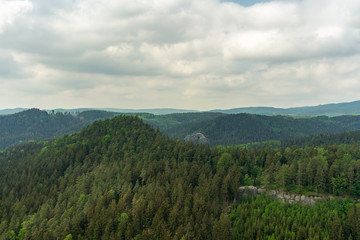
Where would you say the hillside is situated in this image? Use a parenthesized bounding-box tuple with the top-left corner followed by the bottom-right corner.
(1, 116, 360, 239)
(0, 109, 119, 150)
(0, 116, 234, 239)
(2, 100, 360, 117)
(212, 100, 360, 116)
(3, 109, 360, 149)
(0, 108, 27, 115)
(0, 110, 224, 150)
(141, 112, 223, 130)
(0, 108, 198, 115)
(281, 130, 360, 148)
(165, 114, 360, 146)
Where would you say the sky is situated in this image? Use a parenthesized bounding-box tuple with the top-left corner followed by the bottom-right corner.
(1, 0, 360, 110)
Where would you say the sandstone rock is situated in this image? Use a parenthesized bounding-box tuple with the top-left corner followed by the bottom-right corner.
(284, 193, 291, 200)
(184, 132, 209, 145)
(238, 186, 333, 206)
(314, 196, 322, 201)
(258, 188, 267, 194)
(239, 186, 258, 196)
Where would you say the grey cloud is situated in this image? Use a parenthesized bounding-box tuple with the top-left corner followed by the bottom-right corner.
(1, 0, 360, 109)
(0, 52, 29, 78)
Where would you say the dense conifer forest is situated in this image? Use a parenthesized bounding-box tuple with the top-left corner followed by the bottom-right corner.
(1, 115, 360, 239)
(281, 130, 360, 148)
(164, 114, 360, 146)
(230, 195, 358, 240)
(0, 109, 120, 150)
(3, 109, 360, 150)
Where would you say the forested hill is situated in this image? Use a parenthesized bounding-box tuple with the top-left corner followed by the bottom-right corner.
(212, 100, 360, 116)
(0, 109, 223, 150)
(165, 114, 360, 146)
(0, 116, 236, 239)
(0, 109, 119, 150)
(3, 109, 360, 150)
(0, 109, 81, 149)
(280, 130, 360, 148)
(2, 115, 360, 239)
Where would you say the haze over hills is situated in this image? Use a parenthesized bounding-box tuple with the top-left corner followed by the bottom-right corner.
(165, 114, 360, 146)
(0, 109, 221, 150)
(0, 109, 120, 150)
(211, 100, 360, 116)
(2, 108, 360, 150)
(2, 100, 360, 116)
(0, 108, 199, 116)
(0, 108, 27, 115)
(51, 108, 199, 115)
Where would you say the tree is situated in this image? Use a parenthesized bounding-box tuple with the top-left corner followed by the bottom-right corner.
(331, 213, 343, 240)
(217, 152, 234, 170)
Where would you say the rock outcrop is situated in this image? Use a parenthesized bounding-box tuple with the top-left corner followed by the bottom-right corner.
(184, 132, 209, 145)
(239, 186, 334, 206)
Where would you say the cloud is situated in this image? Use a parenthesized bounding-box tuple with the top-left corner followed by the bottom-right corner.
(0, 0, 360, 109)
(0, 51, 27, 78)
(0, 0, 32, 33)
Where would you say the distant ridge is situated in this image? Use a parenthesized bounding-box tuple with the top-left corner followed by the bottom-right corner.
(51, 108, 199, 115)
(0, 108, 198, 115)
(1, 100, 360, 116)
(0, 108, 27, 115)
(211, 100, 360, 117)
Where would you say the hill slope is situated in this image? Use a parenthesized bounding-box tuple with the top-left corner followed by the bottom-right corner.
(3, 109, 360, 149)
(280, 129, 360, 148)
(0, 109, 119, 149)
(2, 116, 360, 239)
(0, 116, 236, 239)
(0, 108, 27, 115)
(0, 110, 224, 150)
(165, 114, 360, 146)
(212, 100, 360, 116)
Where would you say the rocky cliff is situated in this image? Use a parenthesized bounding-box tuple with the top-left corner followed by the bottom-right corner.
(184, 132, 209, 145)
(239, 186, 335, 206)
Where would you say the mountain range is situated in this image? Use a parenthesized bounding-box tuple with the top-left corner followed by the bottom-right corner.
(2, 108, 360, 150)
(163, 114, 360, 146)
(211, 100, 360, 116)
(2, 100, 360, 116)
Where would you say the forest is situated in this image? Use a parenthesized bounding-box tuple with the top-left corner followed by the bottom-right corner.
(163, 114, 360, 146)
(3, 109, 360, 150)
(281, 130, 360, 148)
(0, 109, 120, 150)
(1, 115, 360, 239)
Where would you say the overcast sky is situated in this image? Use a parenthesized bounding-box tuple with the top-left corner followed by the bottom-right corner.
(1, 0, 360, 110)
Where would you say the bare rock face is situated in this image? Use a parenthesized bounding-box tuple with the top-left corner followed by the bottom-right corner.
(184, 133, 209, 145)
(238, 186, 331, 206)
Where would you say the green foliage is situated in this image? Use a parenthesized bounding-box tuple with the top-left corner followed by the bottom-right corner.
(4, 108, 360, 150)
(230, 195, 354, 240)
(218, 152, 234, 170)
(282, 130, 360, 148)
(0, 109, 119, 150)
(0, 116, 236, 239)
(78, 194, 86, 203)
(118, 213, 128, 224)
(2, 114, 360, 239)
(332, 174, 349, 195)
(164, 113, 360, 146)
(351, 181, 360, 197)
(9, 231, 16, 240)
(64, 234, 73, 240)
